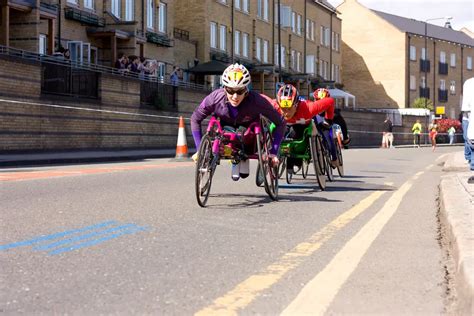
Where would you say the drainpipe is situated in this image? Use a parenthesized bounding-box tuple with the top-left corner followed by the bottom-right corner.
(57, 0, 61, 50)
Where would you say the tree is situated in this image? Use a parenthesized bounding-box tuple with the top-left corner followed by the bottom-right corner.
(412, 97, 433, 111)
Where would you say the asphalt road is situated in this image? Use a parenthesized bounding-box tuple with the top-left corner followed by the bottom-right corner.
(0, 146, 460, 315)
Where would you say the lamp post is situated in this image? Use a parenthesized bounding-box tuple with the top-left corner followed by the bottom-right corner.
(423, 17, 452, 111)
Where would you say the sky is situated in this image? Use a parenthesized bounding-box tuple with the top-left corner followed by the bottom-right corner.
(327, 0, 474, 31)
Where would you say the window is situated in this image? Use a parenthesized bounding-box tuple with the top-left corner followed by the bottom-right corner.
(255, 37, 261, 61)
(242, 0, 249, 13)
(440, 79, 446, 90)
(325, 28, 330, 47)
(234, 0, 240, 10)
(332, 32, 335, 50)
(335, 33, 339, 51)
(291, 49, 296, 69)
(146, 0, 153, 29)
(410, 75, 416, 90)
(275, 45, 285, 67)
(296, 51, 301, 72)
(306, 55, 315, 74)
(158, 2, 167, 33)
(450, 53, 456, 67)
(39, 34, 47, 55)
(125, 0, 134, 21)
(467, 56, 473, 70)
(421, 76, 426, 88)
(410, 46, 416, 61)
(421, 47, 427, 60)
(319, 60, 323, 77)
(291, 12, 296, 33)
(450, 80, 456, 95)
(440, 51, 446, 63)
(84, 0, 94, 9)
(263, 40, 268, 63)
(297, 14, 302, 36)
(210, 22, 217, 48)
(257, 0, 268, 21)
(112, 0, 120, 18)
(67, 0, 77, 4)
(218, 0, 227, 4)
(242, 33, 249, 58)
(234, 30, 240, 55)
(320, 26, 324, 45)
(219, 25, 227, 51)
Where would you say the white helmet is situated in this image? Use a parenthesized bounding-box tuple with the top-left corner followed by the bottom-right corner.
(221, 63, 251, 89)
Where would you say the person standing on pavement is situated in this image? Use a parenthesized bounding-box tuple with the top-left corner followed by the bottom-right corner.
(412, 119, 422, 148)
(461, 77, 474, 183)
(381, 116, 394, 148)
(447, 126, 456, 145)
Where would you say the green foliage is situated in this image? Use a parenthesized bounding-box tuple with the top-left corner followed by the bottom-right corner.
(412, 97, 433, 111)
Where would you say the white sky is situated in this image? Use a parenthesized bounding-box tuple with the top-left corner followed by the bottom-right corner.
(328, 0, 474, 31)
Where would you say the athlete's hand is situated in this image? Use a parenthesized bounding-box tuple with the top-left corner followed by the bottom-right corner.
(192, 152, 199, 162)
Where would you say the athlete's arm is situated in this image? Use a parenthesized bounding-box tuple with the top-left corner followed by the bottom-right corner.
(305, 97, 335, 120)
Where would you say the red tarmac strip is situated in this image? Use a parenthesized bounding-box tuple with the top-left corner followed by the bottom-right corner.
(0, 162, 194, 182)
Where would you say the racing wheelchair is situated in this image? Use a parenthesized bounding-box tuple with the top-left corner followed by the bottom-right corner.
(257, 121, 326, 191)
(315, 117, 344, 181)
(195, 116, 279, 207)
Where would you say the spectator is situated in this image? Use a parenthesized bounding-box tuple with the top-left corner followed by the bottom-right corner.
(461, 77, 474, 183)
(53, 46, 65, 59)
(170, 66, 179, 86)
(63, 49, 70, 60)
(128, 55, 139, 74)
(138, 57, 146, 79)
(382, 116, 394, 148)
(412, 119, 422, 148)
(429, 121, 438, 151)
(447, 126, 456, 145)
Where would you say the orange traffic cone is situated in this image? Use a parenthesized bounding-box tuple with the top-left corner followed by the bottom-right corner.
(174, 116, 190, 160)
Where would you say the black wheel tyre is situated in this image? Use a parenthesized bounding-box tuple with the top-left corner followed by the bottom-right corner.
(257, 131, 278, 201)
(326, 153, 334, 182)
(255, 163, 264, 187)
(195, 135, 215, 207)
(336, 142, 344, 177)
(286, 166, 293, 184)
(278, 156, 287, 179)
(310, 135, 326, 191)
(302, 159, 309, 179)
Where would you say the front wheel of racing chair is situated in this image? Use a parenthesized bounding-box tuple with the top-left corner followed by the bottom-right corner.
(310, 134, 326, 191)
(195, 134, 216, 207)
(335, 138, 344, 177)
(256, 119, 278, 200)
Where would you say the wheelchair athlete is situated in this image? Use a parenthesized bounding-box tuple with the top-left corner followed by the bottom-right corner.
(313, 88, 339, 167)
(263, 84, 336, 174)
(191, 63, 286, 180)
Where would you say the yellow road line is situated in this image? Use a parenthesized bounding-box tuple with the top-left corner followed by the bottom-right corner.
(195, 184, 392, 316)
(281, 173, 423, 315)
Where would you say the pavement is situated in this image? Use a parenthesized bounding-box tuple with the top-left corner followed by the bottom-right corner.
(440, 151, 474, 315)
(0, 147, 472, 313)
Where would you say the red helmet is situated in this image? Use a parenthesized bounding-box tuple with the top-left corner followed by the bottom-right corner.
(277, 84, 299, 109)
(314, 88, 330, 100)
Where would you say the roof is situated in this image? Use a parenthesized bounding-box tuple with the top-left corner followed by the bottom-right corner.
(371, 10, 474, 47)
(186, 60, 229, 75)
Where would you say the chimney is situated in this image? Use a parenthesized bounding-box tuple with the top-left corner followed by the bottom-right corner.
(444, 21, 452, 29)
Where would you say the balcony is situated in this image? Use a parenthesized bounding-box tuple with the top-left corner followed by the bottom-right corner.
(64, 7, 105, 27)
(210, 50, 232, 63)
(420, 59, 430, 73)
(146, 31, 173, 47)
(8, 0, 35, 12)
(438, 62, 448, 75)
(419, 87, 430, 98)
(438, 89, 448, 102)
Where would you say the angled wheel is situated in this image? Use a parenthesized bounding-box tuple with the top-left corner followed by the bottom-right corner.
(255, 163, 264, 187)
(301, 159, 309, 179)
(195, 134, 215, 207)
(323, 140, 334, 182)
(310, 135, 326, 191)
(257, 125, 278, 201)
(278, 156, 287, 179)
(286, 166, 293, 184)
(336, 141, 344, 177)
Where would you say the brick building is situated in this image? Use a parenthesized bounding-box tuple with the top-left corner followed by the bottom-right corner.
(174, 0, 342, 97)
(337, 0, 474, 118)
(0, 0, 198, 77)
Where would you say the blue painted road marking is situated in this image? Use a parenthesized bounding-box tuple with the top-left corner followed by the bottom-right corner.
(0, 221, 148, 255)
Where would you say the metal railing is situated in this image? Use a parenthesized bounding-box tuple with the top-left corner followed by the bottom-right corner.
(0, 45, 211, 91)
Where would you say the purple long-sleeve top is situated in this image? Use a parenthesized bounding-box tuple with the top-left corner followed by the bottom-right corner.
(191, 88, 286, 155)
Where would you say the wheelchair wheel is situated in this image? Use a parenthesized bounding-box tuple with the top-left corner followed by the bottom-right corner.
(323, 141, 334, 182)
(301, 159, 309, 179)
(257, 129, 278, 201)
(278, 156, 287, 179)
(336, 141, 344, 177)
(255, 163, 264, 187)
(310, 135, 326, 191)
(195, 135, 215, 207)
(286, 166, 293, 184)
